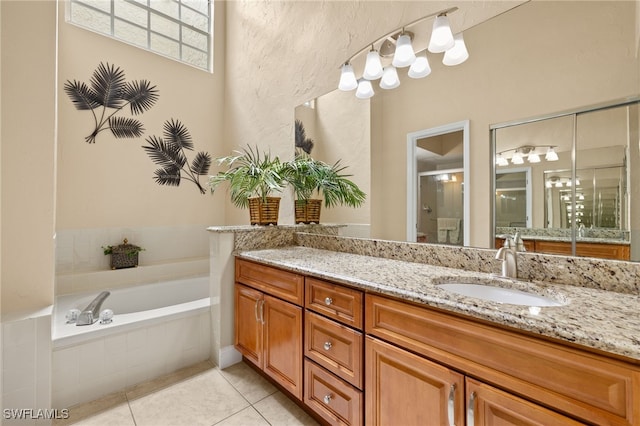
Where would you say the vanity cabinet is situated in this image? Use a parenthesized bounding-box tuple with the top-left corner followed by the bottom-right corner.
(304, 277, 364, 426)
(365, 294, 639, 426)
(234, 259, 304, 400)
(494, 238, 630, 260)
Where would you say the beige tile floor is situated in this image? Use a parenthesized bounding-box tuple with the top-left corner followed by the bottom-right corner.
(55, 361, 320, 426)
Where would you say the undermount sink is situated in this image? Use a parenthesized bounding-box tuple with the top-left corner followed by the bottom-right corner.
(437, 283, 565, 307)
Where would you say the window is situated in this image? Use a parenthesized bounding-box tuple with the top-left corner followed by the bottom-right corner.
(67, 0, 212, 72)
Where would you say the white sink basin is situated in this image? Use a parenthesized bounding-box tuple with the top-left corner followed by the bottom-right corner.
(437, 283, 565, 307)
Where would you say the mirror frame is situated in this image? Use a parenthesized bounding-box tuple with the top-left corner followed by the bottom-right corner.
(407, 120, 470, 245)
(490, 96, 640, 255)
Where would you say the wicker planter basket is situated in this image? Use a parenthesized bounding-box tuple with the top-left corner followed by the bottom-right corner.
(295, 199, 322, 224)
(248, 197, 281, 225)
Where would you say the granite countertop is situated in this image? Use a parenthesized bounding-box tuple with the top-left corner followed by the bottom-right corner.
(237, 246, 640, 363)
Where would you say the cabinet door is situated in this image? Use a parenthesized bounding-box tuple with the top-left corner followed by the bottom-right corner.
(263, 294, 303, 400)
(365, 336, 464, 426)
(466, 378, 584, 426)
(234, 283, 263, 368)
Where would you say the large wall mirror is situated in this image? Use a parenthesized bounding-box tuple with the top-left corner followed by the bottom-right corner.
(293, 0, 639, 254)
(492, 99, 640, 261)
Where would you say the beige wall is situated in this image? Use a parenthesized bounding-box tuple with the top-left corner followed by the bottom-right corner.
(56, 0, 226, 229)
(1, 1, 57, 315)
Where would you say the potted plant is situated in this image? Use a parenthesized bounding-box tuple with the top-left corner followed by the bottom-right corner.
(209, 145, 288, 225)
(102, 238, 145, 269)
(286, 153, 366, 224)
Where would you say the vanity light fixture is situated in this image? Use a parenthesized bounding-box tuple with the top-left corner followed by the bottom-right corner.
(545, 146, 559, 161)
(337, 7, 467, 98)
(496, 153, 509, 167)
(527, 152, 541, 163)
(511, 150, 524, 165)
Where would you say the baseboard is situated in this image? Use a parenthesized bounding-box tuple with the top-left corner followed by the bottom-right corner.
(218, 345, 242, 369)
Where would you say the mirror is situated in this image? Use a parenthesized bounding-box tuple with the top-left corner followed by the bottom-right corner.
(293, 0, 639, 254)
(493, 101, 639, 261)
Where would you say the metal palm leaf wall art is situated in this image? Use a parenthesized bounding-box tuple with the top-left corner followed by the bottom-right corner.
(64, 62, 159, 143)
(142, 119, 212, 194)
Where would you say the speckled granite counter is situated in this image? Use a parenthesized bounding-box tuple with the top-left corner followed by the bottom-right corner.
(236, 246, 640, 363)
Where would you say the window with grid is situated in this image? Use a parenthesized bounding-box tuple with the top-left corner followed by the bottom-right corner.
(67, 0, 212, 72)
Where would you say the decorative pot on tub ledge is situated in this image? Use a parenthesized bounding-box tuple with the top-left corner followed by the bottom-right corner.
(102, 238, 144, 269)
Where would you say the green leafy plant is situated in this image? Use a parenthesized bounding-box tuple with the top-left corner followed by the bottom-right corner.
(286, 153, 366, 208)
(142, 119, 212, 194)
(209, 145, 287, 209)
(102, 241, 144, 257)
(64, 62, 159, 143)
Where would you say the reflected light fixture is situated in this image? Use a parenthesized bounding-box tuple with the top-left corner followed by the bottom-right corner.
(428, 13, 455, 53)
(355, 79, 374, 99)
(511, 150, 524, 165)
(338, 63, 358, 91)
(545, 147, 559, 161)
(392, 32, 416, 68)
(442, 33, 469, 66)
(528, 152, 541, 163)
(337, 7, 466, 99)
(555, 181, 563, 188)
(496, 153, 509, 167)
(363, 47, 384, 80)
(380, 66, 400, 89)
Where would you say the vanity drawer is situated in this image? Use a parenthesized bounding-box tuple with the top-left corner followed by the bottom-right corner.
(235, 258, 304, 305)
(366, 294, 640, 426)
(304, 359, 363, 426)
(305, 277, 363, 329)
(305, 311, 363, 389)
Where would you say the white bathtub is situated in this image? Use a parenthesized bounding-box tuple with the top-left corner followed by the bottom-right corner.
(52, 276, 213, 408)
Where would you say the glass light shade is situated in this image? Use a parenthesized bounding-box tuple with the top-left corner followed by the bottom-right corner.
(566, 180, 572, 187)
(555, 181, 563, 188)
(338, 63, 358, 91)
(511, 152, 524, 165)
(379, 66, 400, 89)
(428, 14, 455, 53)
(496, 154, 509, 167)
(363, 50, 384, 80)
(355, 79, 374, 99)
(545, 181, 552, 188)
(575, 178, 581, 186)
(392, 34, 416, 68)
(408, 54, 431, 79)
(528, 152, 541, 163)
(545, 147, 559, 161)
(442, 33, 469, 66)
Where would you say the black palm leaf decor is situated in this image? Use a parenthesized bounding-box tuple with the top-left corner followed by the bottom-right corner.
(64, 62, 159, 143)
(142, 119, 212, 194)
(295, 119, 314, 154)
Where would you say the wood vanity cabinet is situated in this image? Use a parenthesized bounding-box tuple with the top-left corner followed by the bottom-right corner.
(234, 259, 304, 400)
(494, 238, 630, 260)
(304, 277, 364, 426)
(365, 294, 640, 426)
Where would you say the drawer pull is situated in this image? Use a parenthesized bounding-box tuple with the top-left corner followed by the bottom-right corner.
(323, 341, 332, 351)
(447, 384, 456, 426)
(323, 394, 332, 404)
(467, 391, 476, 426)
(324, 297, 333, 306)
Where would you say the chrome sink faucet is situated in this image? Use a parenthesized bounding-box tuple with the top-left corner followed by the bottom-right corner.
(495, 236, 518, 279)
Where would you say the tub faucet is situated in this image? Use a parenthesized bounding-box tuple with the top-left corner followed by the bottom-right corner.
(76, 291, 111, 326)
(495, 246, 518, 279)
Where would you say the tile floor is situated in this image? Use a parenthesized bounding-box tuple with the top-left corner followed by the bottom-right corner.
(55, 360, 320, 426)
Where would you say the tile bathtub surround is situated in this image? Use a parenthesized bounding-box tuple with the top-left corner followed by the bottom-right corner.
(296, 232, 640, 295)
(56, 361, 319, 426)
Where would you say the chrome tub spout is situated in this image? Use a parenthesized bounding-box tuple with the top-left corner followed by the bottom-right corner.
(76, 291, 111, 326)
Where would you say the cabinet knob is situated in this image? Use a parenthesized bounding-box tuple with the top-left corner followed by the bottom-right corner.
(324, 297, 333, 305)
(323, 394, 332, 404)
(323, 341, 332, 351)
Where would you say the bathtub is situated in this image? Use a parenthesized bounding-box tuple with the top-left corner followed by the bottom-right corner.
(52, 276, 213, 408)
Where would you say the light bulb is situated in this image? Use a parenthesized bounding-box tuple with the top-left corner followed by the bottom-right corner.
(338, 63, 358, 91)
(408, 54, 431, 79)
(379, 66, 400, 89)
(428, 14, 455, 53)
(442, 33, 469, 66)
(363, 49, 383, 80)
(355, 79, 374, 99)
(545, 147, 559, 161)
(528, 152, 541, 163)
(392, 34, 416, 68)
